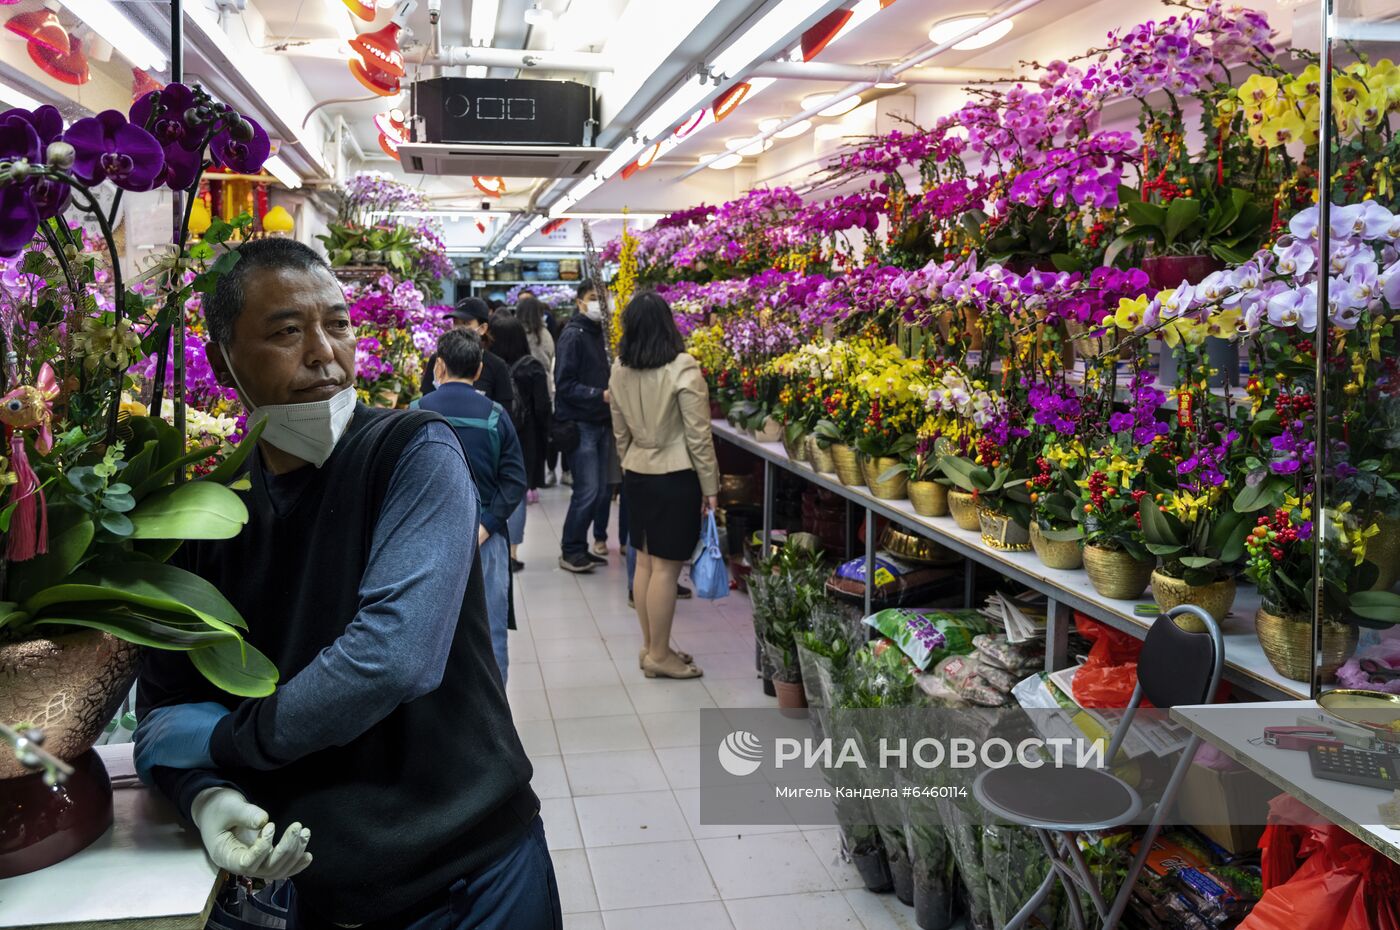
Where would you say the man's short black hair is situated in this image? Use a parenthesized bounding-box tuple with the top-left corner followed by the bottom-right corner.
(575, 279, 596, 301)
(437, 328, 484, 380)
(205, 238, 334, 347)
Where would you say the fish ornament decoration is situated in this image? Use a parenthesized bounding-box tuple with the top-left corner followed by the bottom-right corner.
(1, 363, 60, 560)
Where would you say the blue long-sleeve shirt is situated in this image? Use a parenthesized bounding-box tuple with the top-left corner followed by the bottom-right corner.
(143, 420, 484, 808)
(414, 382, 527, 539)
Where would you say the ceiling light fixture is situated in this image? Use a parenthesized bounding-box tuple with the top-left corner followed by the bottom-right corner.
(927, 14, 1014, 50)
(801, 92, 862, 117)
(0, 78, 43, 111)
(706, 152, 743, 170)
(736, 137, 772, 156)
(772, 118, 811, 139)
(469, 0, 499, 44)
(710, 0, 834, 78)
(56, 0, 167, 71)
(262, 153, 303, 189)
(876, 82, 905, 89)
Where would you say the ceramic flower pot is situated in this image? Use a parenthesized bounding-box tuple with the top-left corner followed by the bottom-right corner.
(861, 456, 908, 500)
(773, 678, 808, 710)
(977, 506, 1031, 551)
(1082, 545, 1155, 600)
(752, 417, 784, 443)
(831, 443, 865, 487)
(1151, 571, 1236, 628)
(1366, 513, 1400, 591)
(0, 630, 141, 878)
(781, 430, 809, 463)
(1030, 522, 1083, 570)
(947, 489, 981, 531)
(351, 248, 369, 263)
(908, 481, 949, 518)
(1255, 605, 1359, 684)
(805, 435, 836, 473)
(709, 400, 726, 420)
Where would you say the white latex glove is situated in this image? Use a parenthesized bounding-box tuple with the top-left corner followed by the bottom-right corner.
(191, 787, 312, 880)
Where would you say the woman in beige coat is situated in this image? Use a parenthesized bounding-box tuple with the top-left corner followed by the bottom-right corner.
(609, 292, 720, 679)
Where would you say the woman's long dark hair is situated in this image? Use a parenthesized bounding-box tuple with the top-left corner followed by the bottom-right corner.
(516, 296, 549, 341)
(618, 291, 685, 370)
(489, 311, 532, 366)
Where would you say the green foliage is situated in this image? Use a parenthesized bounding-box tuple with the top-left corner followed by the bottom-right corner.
(1108, 187, 1269, 264)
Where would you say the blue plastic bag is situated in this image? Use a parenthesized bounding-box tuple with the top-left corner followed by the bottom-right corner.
(692, 512, 729, 600)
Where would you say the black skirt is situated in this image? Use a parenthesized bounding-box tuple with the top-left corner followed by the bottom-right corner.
(624, 469, 702, 561)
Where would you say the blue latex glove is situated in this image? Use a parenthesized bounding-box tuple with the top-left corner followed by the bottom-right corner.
(133, 702, 230, 785)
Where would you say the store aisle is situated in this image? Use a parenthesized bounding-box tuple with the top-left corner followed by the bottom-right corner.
(505, 487, 920, 930)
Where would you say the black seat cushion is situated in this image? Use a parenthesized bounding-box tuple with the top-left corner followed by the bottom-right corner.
(975, 764, 1138, 828)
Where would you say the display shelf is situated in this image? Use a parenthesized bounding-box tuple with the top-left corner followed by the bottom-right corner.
(468, 279, 575, 288)
(1173, 702, 1400, 866)
(712, 419, 1307, 702)
(0, 744, 220, 929)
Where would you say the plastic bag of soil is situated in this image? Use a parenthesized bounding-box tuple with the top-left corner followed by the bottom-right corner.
(862, 607, 993, 670)
(827, 552, 954, 609)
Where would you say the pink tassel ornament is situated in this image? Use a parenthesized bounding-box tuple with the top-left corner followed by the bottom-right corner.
(5, 428, 46, 561)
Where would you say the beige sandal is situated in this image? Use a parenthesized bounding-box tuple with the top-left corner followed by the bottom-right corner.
(642, 655, 703, 679)
(639, 647, 694, 669)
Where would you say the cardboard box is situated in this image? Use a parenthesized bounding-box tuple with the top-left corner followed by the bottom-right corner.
(1174, 762, 1273, 855)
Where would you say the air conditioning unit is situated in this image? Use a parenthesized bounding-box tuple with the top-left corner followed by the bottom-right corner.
(401, 77, 608, 178)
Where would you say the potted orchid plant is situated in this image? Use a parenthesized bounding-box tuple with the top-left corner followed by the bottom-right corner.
(0, 87, 279, 875)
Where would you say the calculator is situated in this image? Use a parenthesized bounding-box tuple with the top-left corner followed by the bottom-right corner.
(1308, 744, 1400, 790)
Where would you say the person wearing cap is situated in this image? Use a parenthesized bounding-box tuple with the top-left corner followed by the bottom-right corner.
(421, 298, 515, 409)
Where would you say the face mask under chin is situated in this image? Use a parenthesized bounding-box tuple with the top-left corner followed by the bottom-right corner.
(220, 347, 357, 468)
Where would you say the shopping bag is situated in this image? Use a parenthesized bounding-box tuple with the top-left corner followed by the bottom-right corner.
(692, 512, 729, 600)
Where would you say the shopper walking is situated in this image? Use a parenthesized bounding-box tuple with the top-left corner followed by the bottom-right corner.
(414, 329, 527, 682)
(491, 312, 551, 566)
(421, 297, 516, 409)
(609, 291, 719, 679)
(132, 238, 557, 930)
(554, 279, 612, 573)
(516, 296, 557, 495)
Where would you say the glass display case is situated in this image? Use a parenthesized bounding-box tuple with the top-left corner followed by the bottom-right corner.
(1312, 0, 1400, 696)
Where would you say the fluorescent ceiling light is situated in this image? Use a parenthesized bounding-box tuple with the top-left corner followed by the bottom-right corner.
(321, 0, 358, 43)
(706, 152, 743, 170)
(928, 14, 1015, 50)
(58, 0, 168, 71)
(521, 246, 585, 252)
(802, 93, 862, 117)
(710, 0, 831, 78)
(734, 137, 772, 156)
(470, 0, 500, 44)
(0, 79, 42, 111)
(263, 153, 302, 189)
(761, 117, 811, 139)
(876, 82, 905, 90)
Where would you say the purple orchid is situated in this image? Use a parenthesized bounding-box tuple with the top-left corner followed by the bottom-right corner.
(65, 110, 165, 192)
(0, 112, 42, 256)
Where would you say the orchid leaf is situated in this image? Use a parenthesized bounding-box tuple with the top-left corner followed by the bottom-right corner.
(188, 639, 278, 697)
(128, 481, 249, 540)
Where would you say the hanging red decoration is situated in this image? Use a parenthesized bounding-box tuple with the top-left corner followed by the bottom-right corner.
(800, 9, 852, 61)
(131, 67, 164, 102)
(636, 142, 661, 170)
(473, 176, 507, 197)
(378, 133, 400, 160)
(350, 22, 405, 77)
(712, 83, 750, 122)
(5, 10, 68, 53)
(342, 0, 376, 21)
(373, 109, 407, 143)
(541, 219, 568, 236)
(30, 34, 90, 86)
(349, 58, 401, 96)
(619, 161, 641, 180)
(674, 109, 706, 139)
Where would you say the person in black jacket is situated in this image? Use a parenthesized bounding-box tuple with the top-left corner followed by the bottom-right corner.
(490, 311, 551, 571)
(130, 239, 556, 929)
(420, 298, 515, 409)
(554, 279, 612, 574)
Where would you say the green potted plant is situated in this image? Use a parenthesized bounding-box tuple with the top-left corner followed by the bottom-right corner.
(904, 437, 950, 517)
(749, 545, 829, 708)
(939, 454, 1032, 549)
(1075, 455, 1155, 599)
(1026, 455, 1084, 570)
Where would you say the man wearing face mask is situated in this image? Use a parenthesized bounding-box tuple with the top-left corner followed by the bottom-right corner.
(131, 239, 557, 929)
(419, 298, 515, 409)
(553, 279, 613, 573)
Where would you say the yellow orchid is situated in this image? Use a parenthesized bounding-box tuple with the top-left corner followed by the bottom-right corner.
(1238, 74, 1280, 109)
(1113, 295, 1148, 331)
(1160, 317, 1207, 349)
(1204, 308, 1242, 340)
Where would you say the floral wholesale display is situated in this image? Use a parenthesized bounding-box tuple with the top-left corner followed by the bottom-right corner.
(345, 274, 449, 406)
(317, 171, 453, 300)
(600, 0, 1400, 695)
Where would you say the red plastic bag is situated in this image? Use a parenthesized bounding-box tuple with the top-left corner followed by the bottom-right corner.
(1244, 794, 1400, 930)
(1071, 615, 1144, 708)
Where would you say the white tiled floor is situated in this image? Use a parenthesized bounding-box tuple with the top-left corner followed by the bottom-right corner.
(507, 488, 914, 930)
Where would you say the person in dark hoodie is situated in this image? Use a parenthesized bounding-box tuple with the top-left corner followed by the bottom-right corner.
(130, 239, 557, 930)
(553, 278, 612, 573)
